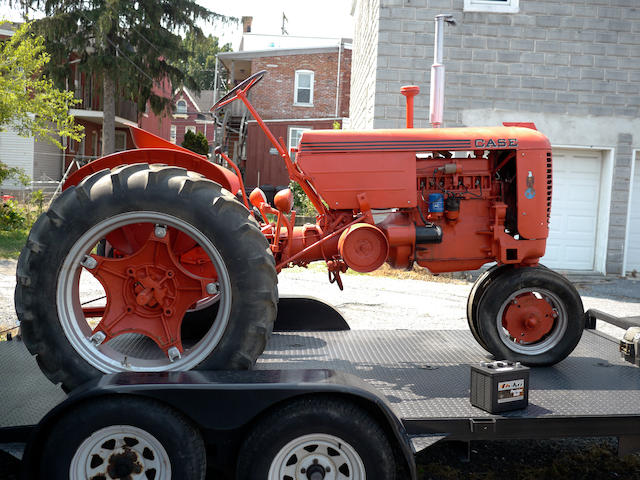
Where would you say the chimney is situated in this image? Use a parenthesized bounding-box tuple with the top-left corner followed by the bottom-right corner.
(242, 16, 253, 33)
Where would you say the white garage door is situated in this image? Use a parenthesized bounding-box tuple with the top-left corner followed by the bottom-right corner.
(626, 156, 640, 273)
(541, 149, 603, 271)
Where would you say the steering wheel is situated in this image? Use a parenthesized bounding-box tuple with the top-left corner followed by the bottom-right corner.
(212, 70, 267, 111)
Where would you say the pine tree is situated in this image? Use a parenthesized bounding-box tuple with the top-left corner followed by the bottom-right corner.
(11, 0, 234, 155)
(181, 130, 209, 156)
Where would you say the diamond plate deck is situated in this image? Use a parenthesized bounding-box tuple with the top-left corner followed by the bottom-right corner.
(256, 330, 640, 419)
(1, 329, 639, 430)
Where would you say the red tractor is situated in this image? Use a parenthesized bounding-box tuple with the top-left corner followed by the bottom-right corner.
(15, 19, 584, 391)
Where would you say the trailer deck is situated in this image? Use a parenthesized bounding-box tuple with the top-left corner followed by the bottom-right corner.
(2, 327, 640, 450)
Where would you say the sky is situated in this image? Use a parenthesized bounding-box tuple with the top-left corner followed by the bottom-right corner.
(2, 1, 355, 49)
(199, 0, 354, 48)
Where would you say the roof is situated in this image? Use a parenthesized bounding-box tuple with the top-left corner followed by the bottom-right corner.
(174, 88, 216, 113)
(218, 44, 352, 62)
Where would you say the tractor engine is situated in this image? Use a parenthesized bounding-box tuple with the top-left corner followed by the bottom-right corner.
(294, 124, 551, 274)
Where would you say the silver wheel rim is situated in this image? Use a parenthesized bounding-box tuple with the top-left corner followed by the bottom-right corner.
(57, 211, 232, 373)
(496, 287, 567, 355)
(268, 433, 366, 480)
(70, 425, 171, 480)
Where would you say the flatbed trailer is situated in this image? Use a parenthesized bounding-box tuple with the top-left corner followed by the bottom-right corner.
(1, 308, 640, 479)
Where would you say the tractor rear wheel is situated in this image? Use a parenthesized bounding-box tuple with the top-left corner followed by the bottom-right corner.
(475, 266, 584, 366)
(15, 164, 277, 391)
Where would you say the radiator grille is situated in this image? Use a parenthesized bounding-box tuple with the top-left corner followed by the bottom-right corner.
(546, 151, 552, 225)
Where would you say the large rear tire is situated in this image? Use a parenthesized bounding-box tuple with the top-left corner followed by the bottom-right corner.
(15, 164, 277, 391)
(475, 266, 584, 366)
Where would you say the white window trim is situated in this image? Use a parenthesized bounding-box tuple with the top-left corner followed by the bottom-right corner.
(288, 126, 312, 160)
(294, 70, 314, 107)
(176, 99, 188, 114)
(464, 0, 519, 13)
(170, 125, 177, 144)
(185, 125, 197, 134)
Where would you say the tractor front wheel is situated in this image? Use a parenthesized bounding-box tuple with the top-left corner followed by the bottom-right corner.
(15, 164, 277, 391)
(475, 266, 584, 366)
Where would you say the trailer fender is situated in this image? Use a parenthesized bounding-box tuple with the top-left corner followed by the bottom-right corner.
(63, 148, 241, 194)
(22, 369, 416, 479)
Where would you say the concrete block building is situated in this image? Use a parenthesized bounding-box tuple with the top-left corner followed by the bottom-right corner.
(350, 0, 640, 275)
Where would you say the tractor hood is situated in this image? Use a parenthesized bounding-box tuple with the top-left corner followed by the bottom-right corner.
(297, 126, 550, 154)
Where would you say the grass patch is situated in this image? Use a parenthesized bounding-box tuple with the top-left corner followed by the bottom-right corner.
(0, 228, 29, 259)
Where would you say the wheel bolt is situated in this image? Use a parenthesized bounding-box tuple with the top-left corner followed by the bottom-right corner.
(81, 255, 98, 269)
(154, 225, 167, 238)
(90, 331, 106, 346)
(206, 282, 219, 295)
(167, 347, 181, 362)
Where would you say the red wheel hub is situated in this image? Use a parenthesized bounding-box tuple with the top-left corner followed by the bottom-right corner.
(502, 292, 556, 343)
(85, 228, 215, 355)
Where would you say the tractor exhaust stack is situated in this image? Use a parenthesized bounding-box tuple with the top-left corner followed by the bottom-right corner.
(429, 14, 456, 128)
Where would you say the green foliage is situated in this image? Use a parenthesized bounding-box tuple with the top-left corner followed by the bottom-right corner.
(0, 199, 26, 229)
(0, 162, 29, 186)
(0, 22, 83, 148)
(0, 189, 45, 230)
(180, 31, 232, 90)
(17, 1, 236, 117)
(181, 130, 209, 155)
(290, 181, 317, 217)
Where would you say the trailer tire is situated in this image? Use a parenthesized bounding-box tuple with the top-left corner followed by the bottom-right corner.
(476, 266, 584, 366)
(16, 164, 277, 391)
(39, 396, 205, 480)
(237, 396, 396, 480)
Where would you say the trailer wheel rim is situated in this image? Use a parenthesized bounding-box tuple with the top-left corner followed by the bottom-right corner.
(70, 425, 171, 480)
(57, 211, 232, 373)
(268, 433, 366, 480)
(497, 287, 567, 355)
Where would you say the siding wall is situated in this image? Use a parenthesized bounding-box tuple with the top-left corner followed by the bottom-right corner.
(0, 129, 34, 190)
(33, 136, 62, 181)
(246, 119, 338, 187)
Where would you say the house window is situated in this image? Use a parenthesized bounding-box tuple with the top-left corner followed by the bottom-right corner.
(463, 0, 519, 13)
(170, 125, 177, 144)
(185, 126, 196, 134)
(294, 70, 314, 106)
(115, 131, 127, 152)
(288, 127, 311, 161)
(176, 99, 187, 114)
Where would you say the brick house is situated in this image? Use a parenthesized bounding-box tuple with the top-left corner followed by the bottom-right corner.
(217, 36, 352, 189)
(170, 87, 216, 151)
(350, 0, 640, 276)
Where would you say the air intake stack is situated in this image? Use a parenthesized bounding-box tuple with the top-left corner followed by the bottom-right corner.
(429, 14, 456, 128)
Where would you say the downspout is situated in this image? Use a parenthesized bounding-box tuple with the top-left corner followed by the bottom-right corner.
(335, 39, 343, 118)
